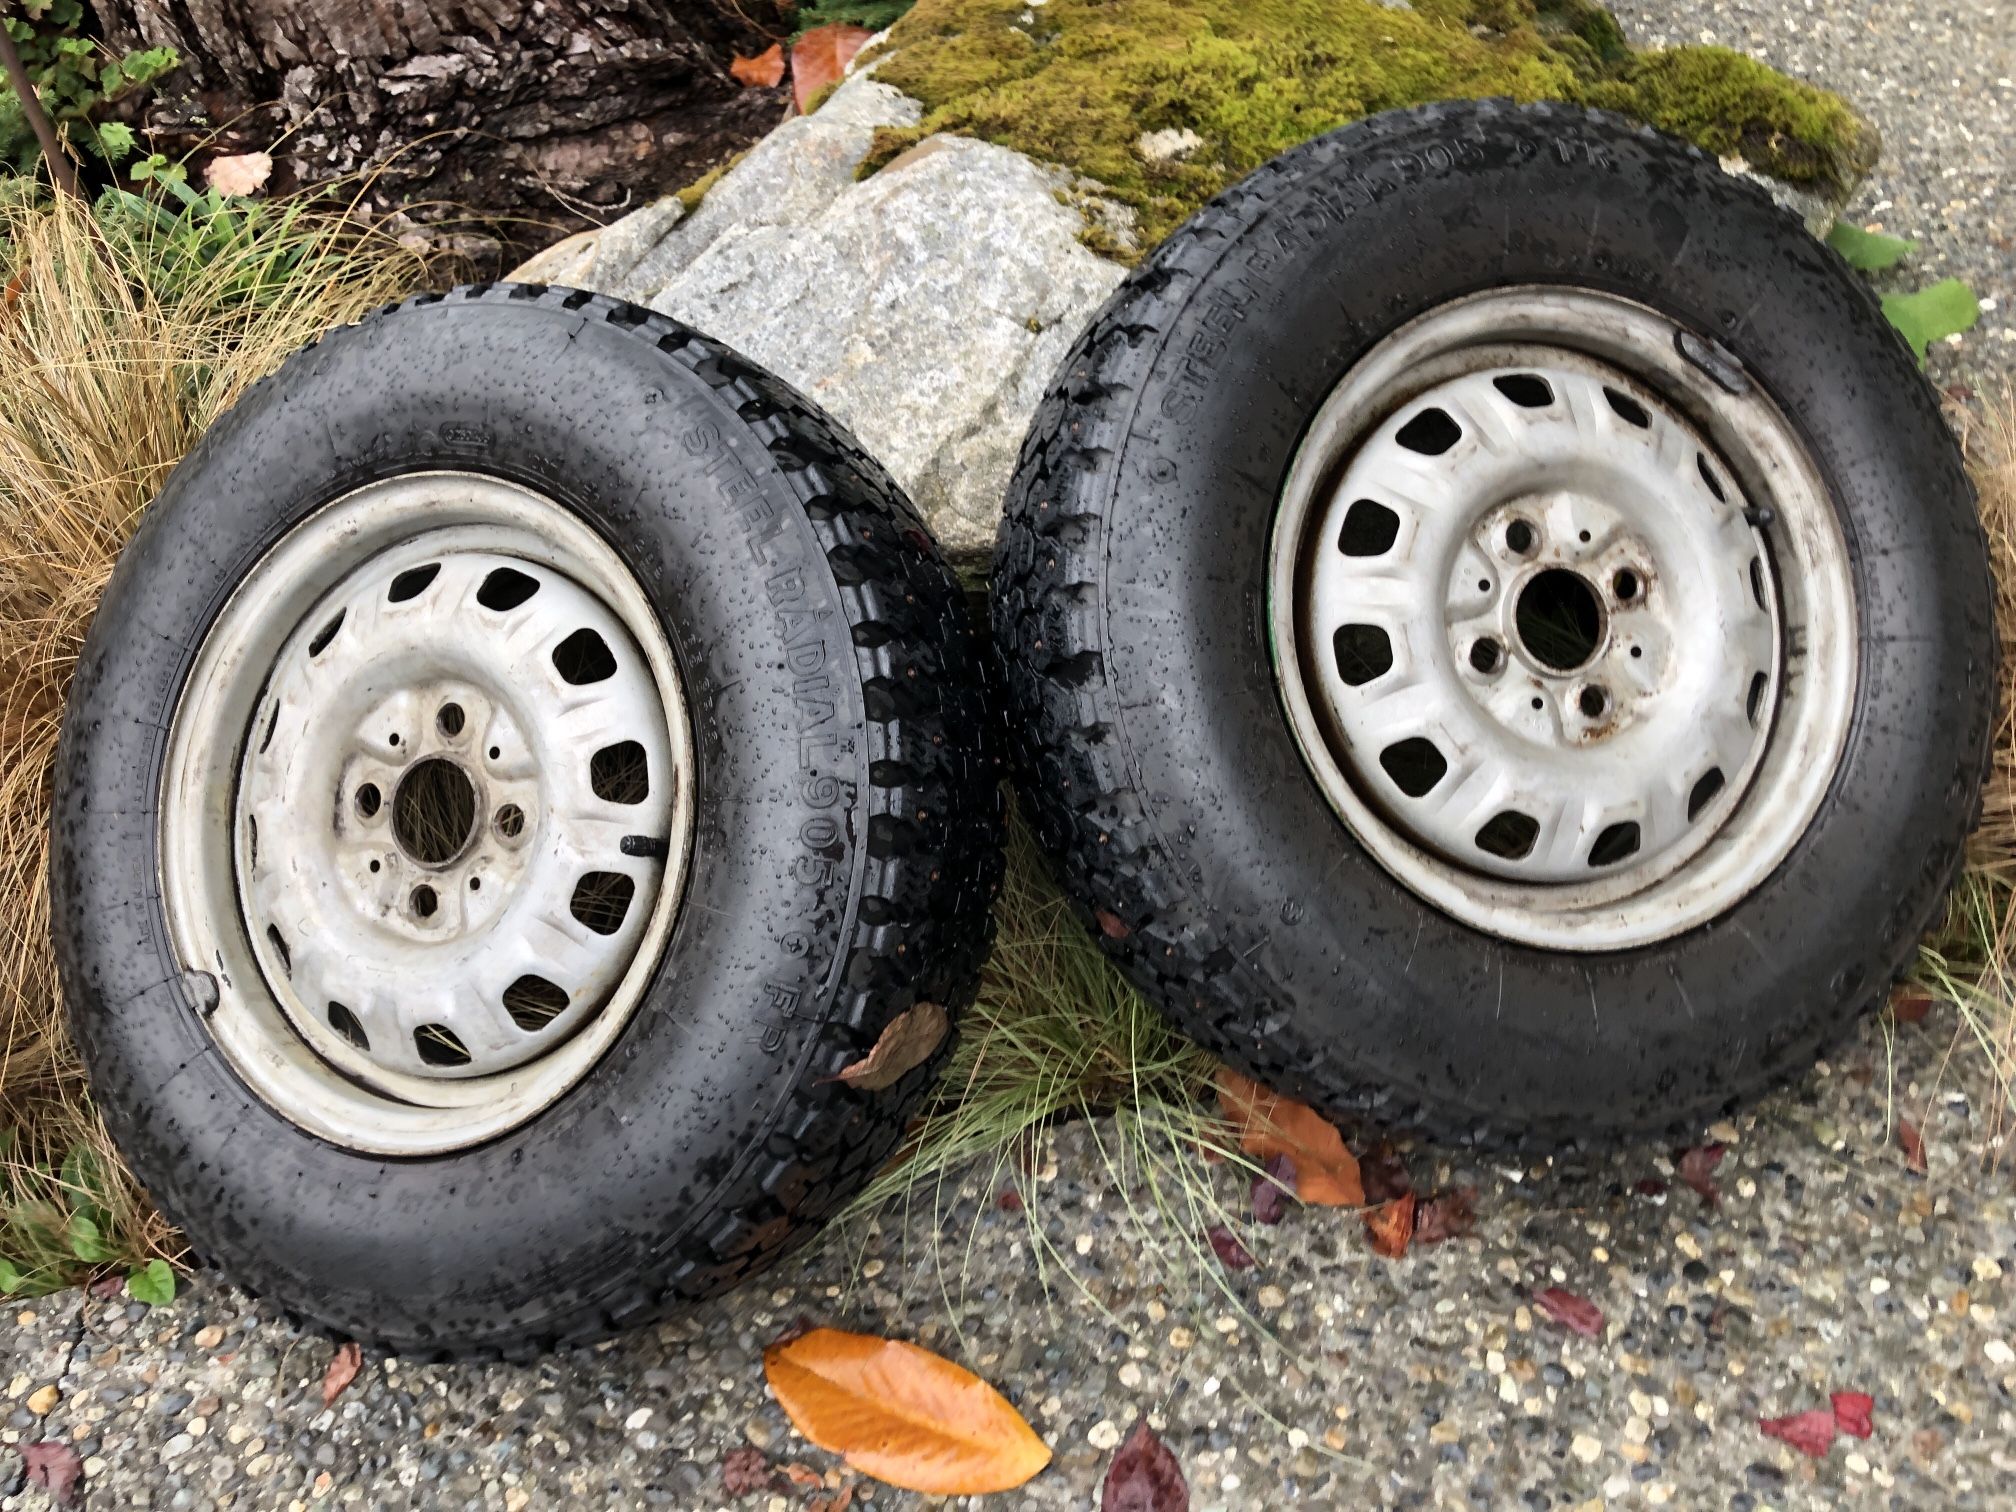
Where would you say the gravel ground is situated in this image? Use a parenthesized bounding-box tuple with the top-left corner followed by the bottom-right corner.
(1610, 0, 2015, 388)
(3, 1012, 2013, 1511)
(6, 4, 2015, 1509)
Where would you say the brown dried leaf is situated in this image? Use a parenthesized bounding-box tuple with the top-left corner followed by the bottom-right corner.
(321, 1340, 361, 1407)
(723, 1445, 780, 1495)
(1889, 986, 1934, 1024)
(1100, 1417, 1189, 1511)
(1251, 1153, 1294, 1226)
(22, 1442, 83, 1507)
(1205, 1224, 1255, 1271)
(790, 23, 875, 112)
(832, 1001, 948, 1092)
(1414, 1187, 1477, 1245)
(1364, 1193, 1415, 1258)
(1216, 1070, 1362, 1206)
(1898, 1118, 1927, 1175)
(205, 151, 273, 197)
(731, 43, 786, 88)
(1359, 1143, 1413, 1206)
(1675, 1142, 1725, 1207)
(1533, 1286, 1605, 1338)
(1095, 909, 1132, 940)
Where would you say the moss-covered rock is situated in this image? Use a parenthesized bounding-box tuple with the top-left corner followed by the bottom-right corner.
(860, 0, 1875, 255)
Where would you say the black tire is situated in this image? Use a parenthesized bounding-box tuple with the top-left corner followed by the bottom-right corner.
(992, 102, 1994, 1147)
(51, 284, 1002, 1356)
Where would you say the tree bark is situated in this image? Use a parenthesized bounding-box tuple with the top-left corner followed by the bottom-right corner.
(89, 1, 790, 259)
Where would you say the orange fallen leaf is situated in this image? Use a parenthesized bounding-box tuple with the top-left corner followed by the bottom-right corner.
(731, 43, 786, 88)
(1216, 1069, 1363, 1206)
(829, 1001, 948, 1092)
(790, 22, 875, 113)
(765, 1327, 1051, 1494)
(1364, 1193, 1415, 1258)
(321, 1340, 361, 1406)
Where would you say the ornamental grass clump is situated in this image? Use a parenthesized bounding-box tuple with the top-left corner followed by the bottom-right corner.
(0, 180, 434, 1292)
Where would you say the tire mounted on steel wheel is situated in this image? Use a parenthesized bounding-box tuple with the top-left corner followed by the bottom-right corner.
(993, 102, 1995, 1145)
(51, 285, 1002, 1356)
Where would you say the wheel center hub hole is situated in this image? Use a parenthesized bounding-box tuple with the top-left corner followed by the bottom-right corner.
(1514, 568, 1604, 672)
(392, 757, 478, 866)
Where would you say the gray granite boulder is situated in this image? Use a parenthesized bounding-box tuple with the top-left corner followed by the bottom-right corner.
(514, 72, 1127, 559)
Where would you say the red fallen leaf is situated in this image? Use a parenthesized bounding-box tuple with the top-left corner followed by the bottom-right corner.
(809, 1488, 856, 1512)
(1101, 1417, 1189, 1511)
(997, 1187, 1024, 1212)
(1633, 1177, 1669, 1197)
(1095, 909, 1131, 940)
(790, 22, 875, 113)
(730, 43, 785, 88)
(1364, 1193, 1416, 1259)
(321, 1340, 361, 1407)
(782, 1463, 824, 1488)
(1890, 987, 1934, 1024)
(1897, 1118, 1927, 1175)
(1534, 1286, 1605, 1338)
(1205, 1223, 1255, 1271)
(1831, 1391, 1875, 1439)
(1414, 1186, 1477, 1245)
(1359, 1143, 1413, 1206)
(723, 1444, 780, 1494)
(1251, 1153, 1295, 1226)
(88, 1274, 126, 1299)
(1760, 1407, 1837, 1458)
(1675, 1142, 1725, 1207)
(22, 1442, 84, 1507)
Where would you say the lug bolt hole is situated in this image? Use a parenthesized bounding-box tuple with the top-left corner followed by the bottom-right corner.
(1613, 569, 1639, 602)
(1630, 645, 1644, 659)
(1468, 638, 1502, 674)
(1531, 696, 1544, 710)
(470, 877, 481, 891)
(388, 732, 400, 746)
(437, 702, 466, 738)
(1578, 529, 1592, 543)
(355, 783, 381, 819)
(1504, 519, 1536, 555)
(368, 859, 381, 873)
(411, 884, 438, 919)
(494, 803, 526, 841)
(488, 745, 501, 761)
(1579, 686, 1608, 718)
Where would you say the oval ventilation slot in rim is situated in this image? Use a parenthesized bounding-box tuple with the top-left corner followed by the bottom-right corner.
(414, 1024, 471, 1066)
(1475, 811, 1540, 861)
(477, 566, 541, 611)
(570, 872, 637, 936)
(504, 975, 571, 1032)
(552, 627, 617, 685)
(1394, 407, 1462, 456)
(1332, 624, 1394, 687)
(1337, 499, 1401, 556)
(590, 741, 650, 804)
(388, 563, 442, 602)
(1589, 821, 1642, 867)
(1378, 737, 1447, 798)
(1492, 373, 1554, 408)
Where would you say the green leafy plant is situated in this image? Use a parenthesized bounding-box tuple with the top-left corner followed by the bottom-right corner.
(1825, 219, 1914, 272)
(126, 1257, 175, 1304)
(1827, 218, 1983, 365)
(1882, 279, 1982, 364)
(1, 0, 178, 173)
(792, 0, 917, 36)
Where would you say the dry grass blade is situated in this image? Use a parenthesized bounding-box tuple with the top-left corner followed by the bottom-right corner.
(1919, 386, 2016, 1148)
(0, 182, 435, 1288)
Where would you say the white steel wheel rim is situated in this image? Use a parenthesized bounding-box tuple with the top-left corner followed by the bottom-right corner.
(1268, 288, 1856, 952)
(160, 474, 695, 1155)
